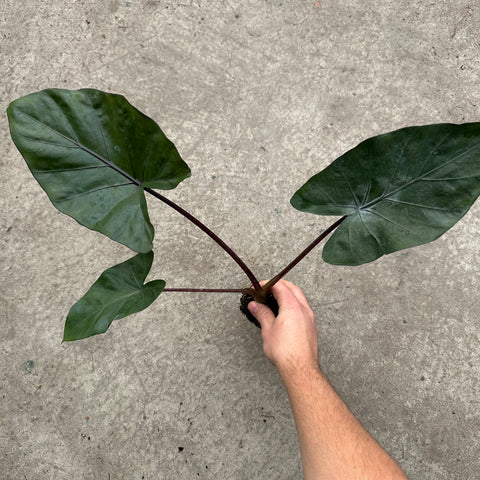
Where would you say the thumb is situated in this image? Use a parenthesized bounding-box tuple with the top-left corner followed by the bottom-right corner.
(248, 301, 275, 330)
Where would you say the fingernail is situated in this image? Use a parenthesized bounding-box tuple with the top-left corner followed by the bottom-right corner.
(248, 302, 259, 314)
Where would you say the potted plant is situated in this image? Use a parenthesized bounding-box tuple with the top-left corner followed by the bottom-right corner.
(7, 88, 480, 341)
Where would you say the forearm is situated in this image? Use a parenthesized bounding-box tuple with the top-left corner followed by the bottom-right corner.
(280, 365, 408, 480)
(248, 280, 407, 479)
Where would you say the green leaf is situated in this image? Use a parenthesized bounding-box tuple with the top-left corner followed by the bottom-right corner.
(63, 251, 165, 341)
(7, 88, 191, 253)
(291, 123, 480, 265)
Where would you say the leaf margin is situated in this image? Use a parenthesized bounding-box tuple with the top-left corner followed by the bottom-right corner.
(63, 251, 165, 342)
(291, 122, 480, 265)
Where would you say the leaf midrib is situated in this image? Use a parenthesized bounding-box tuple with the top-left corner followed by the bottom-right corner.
(359, 139, 480, 212)
(16, 108, 142, 187)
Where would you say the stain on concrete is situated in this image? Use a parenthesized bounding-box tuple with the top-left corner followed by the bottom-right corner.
(21, 360, 35, 373)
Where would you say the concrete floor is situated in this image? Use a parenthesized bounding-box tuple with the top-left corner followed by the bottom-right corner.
(1, 1, 479, 478)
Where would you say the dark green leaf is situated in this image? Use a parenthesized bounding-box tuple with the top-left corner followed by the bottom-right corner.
(7, 88, 191, 253)
(291, 123, 480, 265)
(63, 251, 165, 341)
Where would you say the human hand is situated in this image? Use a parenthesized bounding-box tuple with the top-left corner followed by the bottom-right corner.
(248, 280, 319, 377)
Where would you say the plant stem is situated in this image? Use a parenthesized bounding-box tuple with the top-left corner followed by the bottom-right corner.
(163, 288, 250, 293)
(263, 215, 347, 292)
(144, 187, 261, 290)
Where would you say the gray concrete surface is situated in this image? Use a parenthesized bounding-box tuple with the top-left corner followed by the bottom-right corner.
(1, 1, 479, 478)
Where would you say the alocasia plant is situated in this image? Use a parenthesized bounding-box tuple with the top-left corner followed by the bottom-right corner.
(7, 88, 480, 340)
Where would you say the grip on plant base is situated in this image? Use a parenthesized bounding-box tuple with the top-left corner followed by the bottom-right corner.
(239, 293, 279, 328)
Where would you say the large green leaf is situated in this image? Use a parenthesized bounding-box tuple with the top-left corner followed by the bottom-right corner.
(63, 251, 165, 341)
(291, 123, 480, 265)
(7, 88, 191, 253)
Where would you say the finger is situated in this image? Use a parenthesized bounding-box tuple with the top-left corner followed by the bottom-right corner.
(248, 301, 275, 330)
(279, 279, 310, 309)
(248, 302, 274, 330)
(270, 280, 300, 310)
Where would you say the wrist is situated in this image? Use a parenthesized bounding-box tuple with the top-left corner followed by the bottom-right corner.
(277, 358, 322, 386)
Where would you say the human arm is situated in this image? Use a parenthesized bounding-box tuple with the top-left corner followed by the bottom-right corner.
(248, 280, 408, 480)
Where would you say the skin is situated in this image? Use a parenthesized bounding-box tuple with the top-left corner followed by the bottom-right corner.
(248, 280, 408, 480)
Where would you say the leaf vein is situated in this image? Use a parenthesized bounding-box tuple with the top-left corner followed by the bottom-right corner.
(360, 179, 372, 206)
(340, 171, 360, 208)
(366, 209, 411, 232)
(88, 188, 141, 228)
(358, 213, 385, 254)
(55, 182, 134, 202)
(420, 175, 479, 182)
(15, 110, 80, 146)
(86, 94, 111, 162)
(362, 140, 480, 209)
(384, 198, 449, 211)
(414, 132, 452, 178)
(15, 133, 80, 149)
(32, 165, 110, 174)
(53, 98, 81, 143)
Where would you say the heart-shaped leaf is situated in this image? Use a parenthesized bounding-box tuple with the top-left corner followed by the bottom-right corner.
(7, 88, 191, 253)
(63, 251, 165, 341)
(291, 123, 480, 265)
